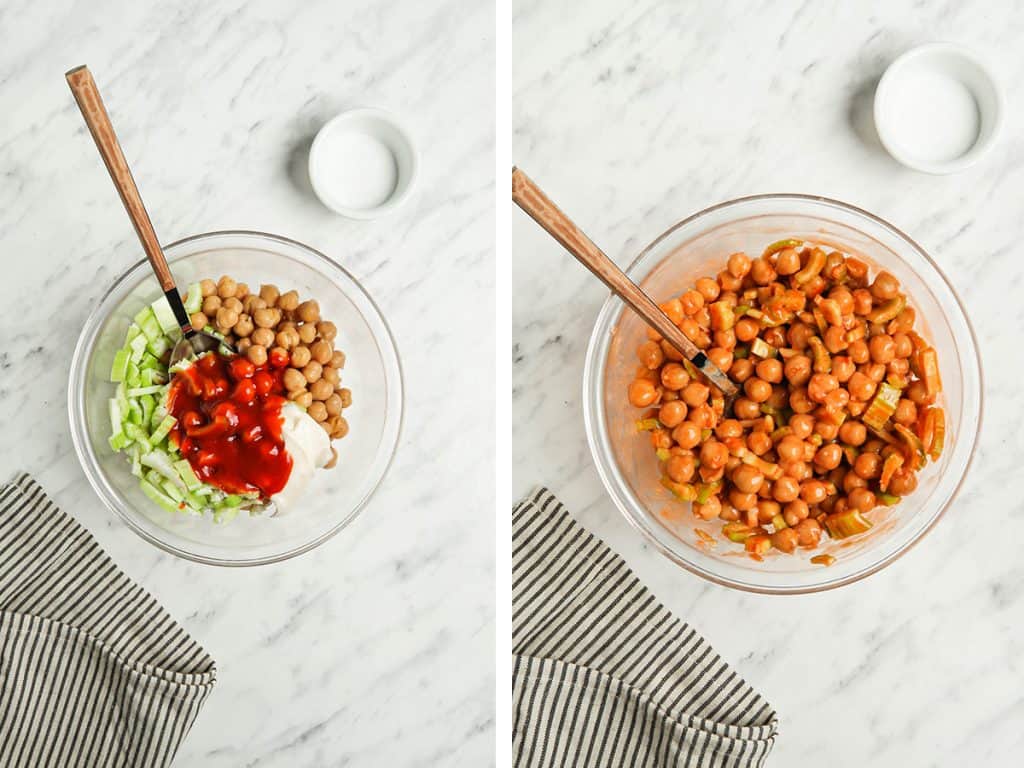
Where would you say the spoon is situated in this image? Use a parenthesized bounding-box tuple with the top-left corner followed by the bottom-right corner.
(511, 167, 738, 406)
(65, 65, 232, 365)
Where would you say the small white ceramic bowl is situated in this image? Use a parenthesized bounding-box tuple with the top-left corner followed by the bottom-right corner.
(308, 108, 418, 219)
(874, 42, 1003, 174)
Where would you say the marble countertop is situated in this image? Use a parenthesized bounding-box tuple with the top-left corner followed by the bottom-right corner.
(513, 1, 1022, 764)
(0, 1, 494, 765)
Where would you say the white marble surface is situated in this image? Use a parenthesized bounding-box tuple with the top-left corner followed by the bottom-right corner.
(513, 1, 1021, 764)
(0, 1, 494, 765)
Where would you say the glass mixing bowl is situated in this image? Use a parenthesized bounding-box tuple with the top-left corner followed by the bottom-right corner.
(583, 195, 982, 593)
(69, 231, 403, 566)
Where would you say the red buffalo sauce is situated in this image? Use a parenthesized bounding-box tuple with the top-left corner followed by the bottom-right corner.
(167, 352, 293, 497)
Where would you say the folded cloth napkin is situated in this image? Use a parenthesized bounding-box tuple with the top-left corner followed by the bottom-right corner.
(0, 473, 217, 768)
(513, 488, 778, 767)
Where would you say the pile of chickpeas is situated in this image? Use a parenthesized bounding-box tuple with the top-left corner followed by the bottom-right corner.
(628, 242, 939, 558)
(187, 276, 352, 440)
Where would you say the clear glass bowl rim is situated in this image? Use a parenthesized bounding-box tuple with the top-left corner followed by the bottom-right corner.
(582, 193, 984, 594)
(68, 229, 404, 567)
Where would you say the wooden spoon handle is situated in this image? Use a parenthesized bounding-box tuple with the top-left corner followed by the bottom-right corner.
(512, 167, 738, 399)
(66, 65, 175, 293)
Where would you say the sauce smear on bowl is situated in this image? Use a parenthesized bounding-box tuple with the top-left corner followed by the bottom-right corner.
(168, 353, 292, 496)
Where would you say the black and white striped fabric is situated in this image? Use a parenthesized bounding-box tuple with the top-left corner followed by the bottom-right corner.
(0, 473, 217, 767)
(513, 488, 778, 767)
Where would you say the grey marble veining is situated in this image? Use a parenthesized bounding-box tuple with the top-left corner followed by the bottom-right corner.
(0, 0, 494, 765)
(513, 1, 1022, 765)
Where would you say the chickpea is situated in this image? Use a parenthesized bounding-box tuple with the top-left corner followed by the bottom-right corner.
(694, 496, 722, 521)
(755, 358, 783, 383)
(789, 387, 815, 414)
(906, 380, 929, 405)
(293, 299, 319, 324)
(658, 298, 684, 325)
(729, 488, 758, 512)
(775, 247, 801, 275)
(838, 421, 867, 446)
(249, 328, 272, 348)
(287, 346, 310, 369)
(831, 356, 855, 383)
(863, 362, 886, 383)
(659, 363, 688, 391)
(658, 401, 687, 428)
(794, 518, 822, 547)
(690, 404, 716, 429)
(784, 355, 812, 386)
(338, 388, 353, 408)
(763, 327, 786, 348)
(247, 344, 268, 366)
(236, 338, 252, 354)
(889, 358, 910, 378)
(847, 371, 877, 401)
(783, 460, 812, 481)
(253, 308, 277, 329)
(853, 452, 881, 480)
(735, 318, 759, 342)
(276, 328, 299, 349)
(232, 314, 252, 337)
(637, 340, 664, 369)
(707, 348, 733, 372)
(757, 500, 781, 524)
(771, 527, 799, 553)
(846, 339, 869, 365)
(289, 390, 313, 409)
(814, 418, 840, 442)
(871, 271, 900, 300)
(695, 277, 720, 301)
(300, 360, 322, 384)
(788, 414, 814, 439)
(747, 431, 772, 456)
(852, 289, 874, 315)
(744, 377, 772, 403)
(824, 388, 850, 411)
(628, 379, 658, 407)
(280, 369, 303, 392)
(682, 381, 710, 407)
(894, 398, 917, 426)
(888, 469, 918, 496)
(666, 453, 696, 484)
(715, 419, 743, 440)
(734, 397, 761, 420)
(189, 311, 208, 330)
(202, 295, 222, 315)
(309, 379, 332, 401)
(830, 287, 854, 315)
(869, 334, 896, 364)
(217, 276, 237, 299)
(783, 499, 810, 527)
(200, 278, 217, 297)
(310, 340, 334, 365)
(824, 325, 848, 354)
(700, 440, 729, 471)
(726, 252, 751, 279)
(814, 443, 843, 471)
(276, 290, 299, 312)
(788, 323, 815, 350)
(750, 258, 776, 285)
(223, 296, 243, 314)
(772, 476, 801, 503)
(843, 487, 875, 512)
(800, 480, 829, 505)
(325, 393, 344, 417)
(680, 290, 705, 316)
(257, 284, 278, 305)
(730, 358, 754, 383)
(216, 307, 239, 329)
(807, 373, 838, 403)
(766, 385, 788, 409)
(295, 322, 316, 345)
(331, 416, 350, 439)
(732, 464, 764, 494)
(303, 401, 326, 422)
(776, 436, 804, 463)
(672, 421, 702, 449)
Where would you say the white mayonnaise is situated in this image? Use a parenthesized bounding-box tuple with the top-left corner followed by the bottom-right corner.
(271, 402, 334, 515)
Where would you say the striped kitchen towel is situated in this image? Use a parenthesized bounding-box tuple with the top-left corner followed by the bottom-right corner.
(513, 488, 778, 767)
(0, 472, 217, 767)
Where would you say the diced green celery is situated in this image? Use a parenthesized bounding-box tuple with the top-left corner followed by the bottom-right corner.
(192, 485, 214, 497)
(213, 507, 239, 524)
(141, 449, 185, 489)
(151, 414, 177, 445)
(126, 323, 142, 341)
(129, 333, 149, 361)
(136, 308, 163, 343)
(173, 459, 202, 491)
(139, 479, 179, 514)
(151, 296, 179, 334)
(138, 351, 161, 370)
(151, 402, 168, 430)
(123, 423, 151, 451)
(222, 494, 244, 508)
(127, 384, 164, 398)
(108, 432, 129, 451)
(140, 394, 155, 425)
(126, 361, 141, 387)
(183, 283, 202, 314)
(108, 398, 123, 437)
(127, 399, 143, 425)
(130, 446, 143, 477)
(147, 334, 171, 359)
(110, 348, 130, 382)
(161, 478, 186, 503)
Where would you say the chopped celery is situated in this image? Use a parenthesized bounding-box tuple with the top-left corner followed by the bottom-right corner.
(126, 323, 142, 342)
(140, 393, 156, 426)
(174, 459, 202, 491)
(183, 283, 202, 314)
(129, 333, 149, 361)
(126, 361, 141, 387)
(151, 296, 179, 334)
(108, 432, 130, 451)
(150, 414, 177, 445)
(110, 349, 130, 382)
(123, 423, 151, 451)
(130, 446, 143, 477)
(138, 351, 161, 370)
(127, 398, 143, 425)
(108, 398, 123, 438)
(137, 309, 163, 342)
(222, 494, 244, 508)
(139, 479, 179, 514)
(213, 507, 239, 524)
(141, 449, 185, 490)
(127, 384, 164, 398)
(161, 478, 186, 503)
(147, 334, 171, 359)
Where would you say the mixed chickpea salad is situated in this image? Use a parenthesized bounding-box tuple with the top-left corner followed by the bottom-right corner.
(628, 239, 945, 564)
(107, 276, 352, 522)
